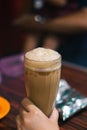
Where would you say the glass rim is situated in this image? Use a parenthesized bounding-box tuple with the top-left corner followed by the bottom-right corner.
(24, 54, 61, 63)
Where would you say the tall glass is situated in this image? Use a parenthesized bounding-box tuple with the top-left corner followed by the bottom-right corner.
(24, 48, 61, 116)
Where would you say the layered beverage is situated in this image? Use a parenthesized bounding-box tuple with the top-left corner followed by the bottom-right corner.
(24, 47, 61, 116)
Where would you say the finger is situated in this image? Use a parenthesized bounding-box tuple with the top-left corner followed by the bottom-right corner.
(21, 98, 33, 112)
(19, 107, 28, 119)
(16, 115, 22, 130)
(49, 108, 59, 122)
(21, 98, 40, 113)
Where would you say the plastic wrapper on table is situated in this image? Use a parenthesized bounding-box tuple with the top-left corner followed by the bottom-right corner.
(0, 70, 2, 83)
(0, 54, 24, 77)
(56, 79, 87, 121)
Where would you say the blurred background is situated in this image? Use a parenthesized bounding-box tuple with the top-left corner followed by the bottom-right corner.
(0, 0, 24, 57)
(0, 0, 87, 68)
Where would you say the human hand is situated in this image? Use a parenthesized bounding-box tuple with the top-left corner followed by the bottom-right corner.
(16, 98, 60, 130)
(13, 14, 45, 32)
(46, 0, 67, 7)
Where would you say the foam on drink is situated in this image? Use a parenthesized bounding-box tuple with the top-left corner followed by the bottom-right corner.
(25, 47, 60, 61)
(25, 47, 61, 71)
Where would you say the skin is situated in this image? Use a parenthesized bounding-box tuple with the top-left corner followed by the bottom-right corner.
(43, 8, 87, 34)
(15, 0, 87, 33)
(46, 0, 67, 7)
(14, 0, 87, 51)
(18, 7, 87, 34)
(16, 98, 60, 130)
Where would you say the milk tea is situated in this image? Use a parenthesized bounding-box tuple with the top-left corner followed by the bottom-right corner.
(24, 47, 61, 116)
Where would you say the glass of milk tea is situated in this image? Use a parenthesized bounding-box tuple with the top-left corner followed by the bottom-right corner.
(24, 47, 61, 116)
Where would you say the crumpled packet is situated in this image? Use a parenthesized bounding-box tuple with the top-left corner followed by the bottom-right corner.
(56, 79, 87, 121)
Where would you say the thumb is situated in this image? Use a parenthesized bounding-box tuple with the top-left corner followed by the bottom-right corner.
(49, 108, 59, 123)
(16, 115, 22, 130)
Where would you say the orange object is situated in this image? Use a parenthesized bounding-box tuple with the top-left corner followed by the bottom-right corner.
(0, 97, 10, 119)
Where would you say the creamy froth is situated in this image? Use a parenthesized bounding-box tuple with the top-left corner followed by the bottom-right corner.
(25, 47, 60, 61)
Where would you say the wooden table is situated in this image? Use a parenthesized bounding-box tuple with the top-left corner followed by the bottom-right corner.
(0, 55, 87, 130)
